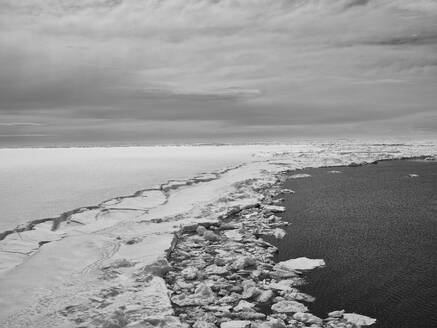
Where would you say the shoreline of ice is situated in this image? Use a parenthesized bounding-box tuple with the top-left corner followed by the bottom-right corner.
(0, 141, 436, 327)
(0, 162, 248, 242)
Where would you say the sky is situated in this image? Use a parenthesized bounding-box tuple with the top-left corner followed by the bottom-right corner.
(0, 0, 436, 146)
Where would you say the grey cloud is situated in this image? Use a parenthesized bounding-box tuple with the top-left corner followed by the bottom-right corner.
(129, 86, 261, 101)
(1, 0, 436, 146)
(0, 122, 42, 126)
(372, 34, 437, 46)
(343, 0, 371, 10)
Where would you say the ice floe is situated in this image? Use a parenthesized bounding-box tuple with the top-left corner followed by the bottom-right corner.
(343, 313, 377, 326)
(274, 257, 326, 272)
(271, 300, 308, 313)
(289, 173, 311, 179)
(293, 312, 323, 325)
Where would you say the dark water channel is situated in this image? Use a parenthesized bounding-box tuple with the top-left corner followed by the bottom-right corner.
(270, 160, 437, 328)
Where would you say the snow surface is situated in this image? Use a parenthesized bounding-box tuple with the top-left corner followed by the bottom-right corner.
(0, 141, 435, 326)
(0, 145, 290, 231)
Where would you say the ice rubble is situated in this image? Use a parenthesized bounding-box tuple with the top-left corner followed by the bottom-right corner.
(0, 141, 435, 327)
(160, 183, 374, 328)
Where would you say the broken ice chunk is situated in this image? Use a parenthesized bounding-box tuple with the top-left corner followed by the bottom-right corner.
(343, 313, 377, 326)
(271, 300, 308, 313)
(274, 257, 325, 272)
(289, 173, 311, 179)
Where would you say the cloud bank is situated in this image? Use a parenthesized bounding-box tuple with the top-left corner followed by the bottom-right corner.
(1, 0, 436, 145)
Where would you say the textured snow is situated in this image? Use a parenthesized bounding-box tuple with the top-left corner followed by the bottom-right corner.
(0, 141, 435, 326)
(101, 190, 167, 211)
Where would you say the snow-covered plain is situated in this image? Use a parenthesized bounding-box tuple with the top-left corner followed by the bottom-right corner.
(0, 145, 291, 231)
(0, 141, 436, 327)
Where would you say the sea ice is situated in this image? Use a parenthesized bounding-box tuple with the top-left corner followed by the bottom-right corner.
(273, 228, 286, 239)
(221, 321, 251, 328)
(343, 313, 377, 326)
(263, 205, 286, 212)
(101, 190, 166, 210)
(224, 229, 243, 241)
(289, 173, 312, 179)
(293, 312, 323, 325)
(271, 300, 308, 313)
(274, 257, 326, 272)
(0, 141, 435, 326)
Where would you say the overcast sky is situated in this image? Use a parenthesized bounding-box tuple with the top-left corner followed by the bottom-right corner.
(1, 0, 436, 146)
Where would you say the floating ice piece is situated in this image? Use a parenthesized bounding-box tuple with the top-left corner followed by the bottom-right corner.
(408, 173, 419, 178)
(275, 257, 325, 272)
(329, 170, 342, 174)
(203, 230, 220, 241)
(271, 300, 308, 313)
(273, 228, 286, 239)
(289, 173, 311, 179)
(256, 319, 286, 328)
(263, 205, 285, 213)
(232, 256, 257, 270)
(224, 229, 243, 241)
(269, 279, 296, 291)
(193, 321, 218, 328)
(284, 291, 315, 302)
(343, 313, 377, 326)
(205, 264, 227, 275)
(234, 300, 255, 312)
(221, 321, 251, 328)
(256, 289, 274, 303)
(181, 267, 198, 280)
(293, 312, 323, 325)
(127, 315, 183, 328)
(171, 283, 215, 306)
(328, 309, 345, 318)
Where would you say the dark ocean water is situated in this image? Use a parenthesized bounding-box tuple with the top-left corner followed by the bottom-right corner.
(271, 160, 437, 328)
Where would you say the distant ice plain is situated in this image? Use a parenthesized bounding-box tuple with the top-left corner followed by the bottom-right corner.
(0, 145, 288, 231)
